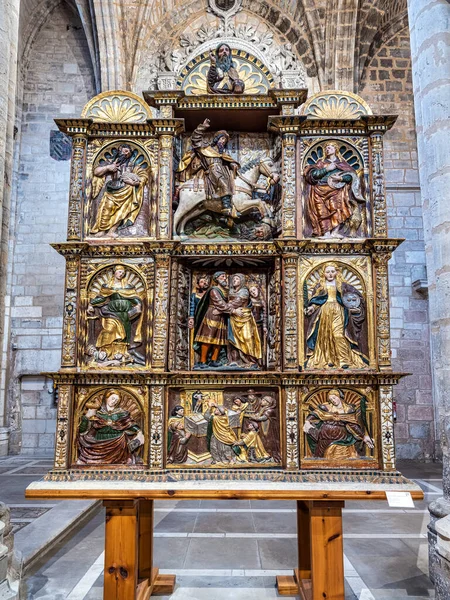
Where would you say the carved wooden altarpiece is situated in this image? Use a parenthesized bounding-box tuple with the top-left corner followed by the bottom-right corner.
(28, 78, 423, 600)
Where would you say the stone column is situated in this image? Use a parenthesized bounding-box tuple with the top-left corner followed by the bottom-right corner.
(0, 0, 20, 457)
(407, 1, 450, 596)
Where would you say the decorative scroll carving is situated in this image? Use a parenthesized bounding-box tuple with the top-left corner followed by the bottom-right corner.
(285, 387, 299, 469)
(54, 385, 72, 469)
(371, 132, 388, 237)
(67, 135, 87, 241)
(380, 385, 396, 471)
(373, 252, 392, 368)
(267, 259, 282, 371)
(158, 134, 174, 240)
(283, 254, 298, 370)
(152, 255, 171, 369)
(61, 259, 79, 366)
(150, 385, 164, 468)
(281, 133, 297, 238)
(169, 262, 190, 371)
(302, 91, 373, 119)
(81, 91, 153, 123)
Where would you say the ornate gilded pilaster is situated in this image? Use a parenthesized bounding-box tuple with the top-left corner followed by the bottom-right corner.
(61, 257, 80, 367)
(282, 253, 299, 370)
(152, 253, 171, 370)
(152, 119, 184, 239)
(67, 134, 87, 240)
(54, 384, 72, 470)
(268, 116, 304, 238)
(373, 251, 392, 369)
(285, 387, 299, 469)
(380, 385, 396, 471)
(150, 385, 164, 468)
(370, 132, 388, 237)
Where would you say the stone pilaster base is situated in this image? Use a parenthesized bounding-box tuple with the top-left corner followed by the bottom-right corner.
(429, 497, 450, 598)
(0, 429, 9, 458)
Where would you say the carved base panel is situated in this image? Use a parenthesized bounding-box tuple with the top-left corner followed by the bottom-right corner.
(52, 374, 399, 475)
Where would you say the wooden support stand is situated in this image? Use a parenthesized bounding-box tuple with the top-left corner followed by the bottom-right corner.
(277, 500, 345, 600)
(104, 500, 176, 600)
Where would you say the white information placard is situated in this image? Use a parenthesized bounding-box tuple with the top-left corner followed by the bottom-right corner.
(386, 491, 415, 508)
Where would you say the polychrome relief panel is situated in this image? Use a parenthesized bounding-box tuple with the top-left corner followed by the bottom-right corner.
(167, 387, 281, 468)
(84, 140, 156, 239)
(173, 129, 281, 241)
(181, 267, 272, 371)
(300, 257, 376, 370)
(301, 386, 379, 469)
(72, 386, 148, 467)
(300, 138, 370, 239)
(80, 260, 153, 368)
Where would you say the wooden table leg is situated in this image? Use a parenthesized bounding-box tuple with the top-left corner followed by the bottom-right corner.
(277, 500, 311, 597)
(104, 500, 139, 600)
(309, 501, 345, 600)
(104, 500, 176, 600)
(136, 499, 176, 599)
(277, 500, 345, 600)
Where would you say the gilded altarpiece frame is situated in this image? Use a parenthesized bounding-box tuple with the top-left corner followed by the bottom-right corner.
(45, 89, 407, 488)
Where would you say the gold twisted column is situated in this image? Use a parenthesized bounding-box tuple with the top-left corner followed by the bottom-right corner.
(67, 134, 87, 241)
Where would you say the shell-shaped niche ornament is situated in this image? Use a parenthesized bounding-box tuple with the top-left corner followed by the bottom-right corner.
(302, 91, 373, 119)
(81, 91, 153, 123)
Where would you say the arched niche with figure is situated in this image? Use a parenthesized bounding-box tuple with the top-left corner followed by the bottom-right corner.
(82, 264, 148, 368)
(301, 259, 376, 371)
(85, 140, 155, 239)
(302, 139, 370, 239)
(73, 386, 148, 468)
(301, 386, 378, 469)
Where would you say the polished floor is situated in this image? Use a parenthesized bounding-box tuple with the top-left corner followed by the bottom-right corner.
(0, 456, 439, 599)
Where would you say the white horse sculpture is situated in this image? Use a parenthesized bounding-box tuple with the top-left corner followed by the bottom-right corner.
(173, 155, 280, 238)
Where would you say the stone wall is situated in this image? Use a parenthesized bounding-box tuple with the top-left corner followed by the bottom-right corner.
(5, 2, 95, 453)
(360, 26, 434, 460)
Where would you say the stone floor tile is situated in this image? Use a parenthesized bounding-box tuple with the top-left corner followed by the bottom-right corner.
(193, 511, 255, 533)
(184, 538, 261, 569)
(155, 511, 197, 533)
(257, 538, 298, 570)
(252, 510, 296, 533)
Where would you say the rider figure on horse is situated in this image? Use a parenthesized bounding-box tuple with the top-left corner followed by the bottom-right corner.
(177, 119, 240, 228)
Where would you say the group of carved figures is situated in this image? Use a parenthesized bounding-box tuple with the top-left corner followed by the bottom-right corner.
(83, 260, 369, 372)
(74, 386, 375, 468)
(84, 121, 367, 242)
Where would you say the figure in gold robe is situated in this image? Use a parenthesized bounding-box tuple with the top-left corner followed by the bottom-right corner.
(76, 389, 144, 465)
(304, 142, 366, 238)
(204, 403, 238, 465)
(227, 273, 262, 369)
(234, 422, 271, 463)
(303, 389, 374, 460)
(87, 265, 144, 364)
(245, 395, 281, 463)
(90, 144, 149, 237)
(305, 263, 368, 369)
